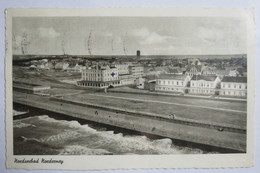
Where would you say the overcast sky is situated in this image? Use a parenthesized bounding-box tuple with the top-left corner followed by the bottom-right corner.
(12, 17, 247, 55)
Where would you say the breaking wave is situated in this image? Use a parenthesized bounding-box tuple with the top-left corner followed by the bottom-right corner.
(14, 115, 209, 155)
(60, 145, 112, 155)
(13, 110, 28, 116)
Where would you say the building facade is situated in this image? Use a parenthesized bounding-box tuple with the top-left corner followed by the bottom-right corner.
(185, 65, 203, 77)
(189, 75, 220, 95)
(119, 74, 135, 85)
(114, 64, 129, 75)
(202, 69, 230, 77)
(77, 66, 120, 88)
(155, 74, 191, 93)
(219, 76, 247, 97)
(129, 65, 144, 78)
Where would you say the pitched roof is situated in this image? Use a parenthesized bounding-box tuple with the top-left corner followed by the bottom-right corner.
(186, 65, 203, 72)
(191, 75, 218, 81)
(202, 69, 230, 75)
(157, 74, 188, 80)
(168, 68, 182, 74)
(145, 75, 156, 81)
(221, 76, 247, 83)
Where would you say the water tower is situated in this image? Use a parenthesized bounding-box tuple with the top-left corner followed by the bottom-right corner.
(137, 50, 141, 57)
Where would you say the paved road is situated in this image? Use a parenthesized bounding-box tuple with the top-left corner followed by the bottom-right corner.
(89, 94, 246, 114)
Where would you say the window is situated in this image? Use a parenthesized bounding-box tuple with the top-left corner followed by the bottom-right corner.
(234, 84, 236, 88)
(228, 84, 230, 88)
(177, 81, 179, 85)
(239, 84, 242, 89)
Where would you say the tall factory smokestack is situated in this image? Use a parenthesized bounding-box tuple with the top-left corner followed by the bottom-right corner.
(137, 50, 141, 57)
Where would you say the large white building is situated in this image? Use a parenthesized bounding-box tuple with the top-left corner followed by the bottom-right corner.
(189, 75, 220, 95)
(113, 64, 129, 75)
(118, 74, 136, 85)
(129, 65, 144, 77)
(219, 76, 247, 97)
(77, 65, 120, 88)
(155, 74, 191, 93)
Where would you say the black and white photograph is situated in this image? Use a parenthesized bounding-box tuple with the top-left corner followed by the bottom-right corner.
(5, 8, 255, 170)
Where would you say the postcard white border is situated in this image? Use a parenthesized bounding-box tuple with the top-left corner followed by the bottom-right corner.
(5, 7, 255, 170)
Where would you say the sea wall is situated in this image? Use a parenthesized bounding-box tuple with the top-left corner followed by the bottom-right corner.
(13, 94, 246, 153)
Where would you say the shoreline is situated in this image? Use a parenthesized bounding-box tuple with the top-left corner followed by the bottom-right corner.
(13, 103, 244, 154)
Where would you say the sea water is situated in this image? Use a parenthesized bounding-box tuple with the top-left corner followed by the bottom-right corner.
(13, 113, 215, 155)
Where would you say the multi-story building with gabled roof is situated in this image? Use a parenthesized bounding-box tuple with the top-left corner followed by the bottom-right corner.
(155, 74, 191, 93)
(189, 75, 221, 95)
(77, 65, 120, 88)
(185, 64, 204, 77)
(219, 76, 247, 97)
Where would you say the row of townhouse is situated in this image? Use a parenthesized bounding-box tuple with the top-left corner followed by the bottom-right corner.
(154, 74, 247, 97)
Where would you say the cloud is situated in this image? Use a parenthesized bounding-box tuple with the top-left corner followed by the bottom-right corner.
(131, 28, 150, 37)
(140, 32, 172, 45)
(197, 26, 225, 44)
(38, 27, 60, 39)
(131, 27, 173, 45)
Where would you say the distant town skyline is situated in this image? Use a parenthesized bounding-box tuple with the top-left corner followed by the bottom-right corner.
(12, 17, 247, 55)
